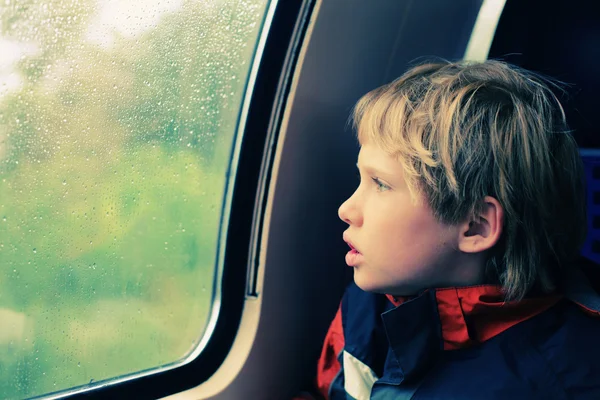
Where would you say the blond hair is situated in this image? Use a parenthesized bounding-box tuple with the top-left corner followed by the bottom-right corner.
(352, 60, 587, 300)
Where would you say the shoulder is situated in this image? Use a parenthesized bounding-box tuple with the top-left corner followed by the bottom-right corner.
(533, 301, 600, 398)
(415, 300, 600, 400)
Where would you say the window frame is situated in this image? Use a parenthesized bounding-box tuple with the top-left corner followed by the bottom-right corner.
(26, 0, 315, 398)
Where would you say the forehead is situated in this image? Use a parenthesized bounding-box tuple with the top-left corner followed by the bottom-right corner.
(357, 143, 402, 175)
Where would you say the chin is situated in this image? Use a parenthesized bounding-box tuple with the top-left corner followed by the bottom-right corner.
(353, 271, 418, 296)
(353, 272, 389, 294)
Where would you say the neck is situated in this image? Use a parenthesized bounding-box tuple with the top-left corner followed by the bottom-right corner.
(441, 251, 489, 287)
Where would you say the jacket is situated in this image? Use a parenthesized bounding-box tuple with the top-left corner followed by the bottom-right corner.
(316, 261, 600, 400)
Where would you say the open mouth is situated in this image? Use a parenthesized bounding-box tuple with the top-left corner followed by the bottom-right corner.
(344, 237, 363, 267)
(343, 232, 362, 266)
(348, 243, 360, 254)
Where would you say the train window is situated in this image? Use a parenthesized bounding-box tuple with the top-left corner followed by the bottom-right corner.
(0, 0, 269, 398)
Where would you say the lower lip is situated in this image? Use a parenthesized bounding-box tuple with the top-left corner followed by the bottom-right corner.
(345, 249, 363, 267)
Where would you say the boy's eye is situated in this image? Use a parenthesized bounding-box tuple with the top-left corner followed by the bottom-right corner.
(371, 177, 390, 192)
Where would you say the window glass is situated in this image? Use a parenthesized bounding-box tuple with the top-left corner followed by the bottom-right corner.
(0, 0, 269, 398)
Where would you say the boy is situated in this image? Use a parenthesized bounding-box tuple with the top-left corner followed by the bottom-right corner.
(316, 60, 600, 399)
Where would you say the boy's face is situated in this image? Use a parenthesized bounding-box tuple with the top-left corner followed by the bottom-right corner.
(338, 142, 464, 296)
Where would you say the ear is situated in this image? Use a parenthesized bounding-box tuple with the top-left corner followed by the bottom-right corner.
(457, 196, 504, 254)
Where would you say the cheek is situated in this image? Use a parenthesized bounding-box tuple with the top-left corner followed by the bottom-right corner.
(376, 201, 423, 236)
(368, 201, 443, 258)
(366, 203, 416, 251)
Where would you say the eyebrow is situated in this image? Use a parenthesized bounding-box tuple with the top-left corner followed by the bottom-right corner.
(356, 162, 400, 183)
(356, 162, 385, 175)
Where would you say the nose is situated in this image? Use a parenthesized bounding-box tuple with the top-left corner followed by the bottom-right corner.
(338, 191, 362, 226)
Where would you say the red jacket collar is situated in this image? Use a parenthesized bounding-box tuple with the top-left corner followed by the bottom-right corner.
(387, 285, 561, 350)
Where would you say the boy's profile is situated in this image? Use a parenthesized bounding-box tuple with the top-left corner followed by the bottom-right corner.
(314, 60, 600, 399)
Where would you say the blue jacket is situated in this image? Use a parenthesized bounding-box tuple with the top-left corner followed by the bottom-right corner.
(316, 263, 600, 399)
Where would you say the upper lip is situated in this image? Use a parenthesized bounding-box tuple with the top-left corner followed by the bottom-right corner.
(343, 232, 360, 253)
